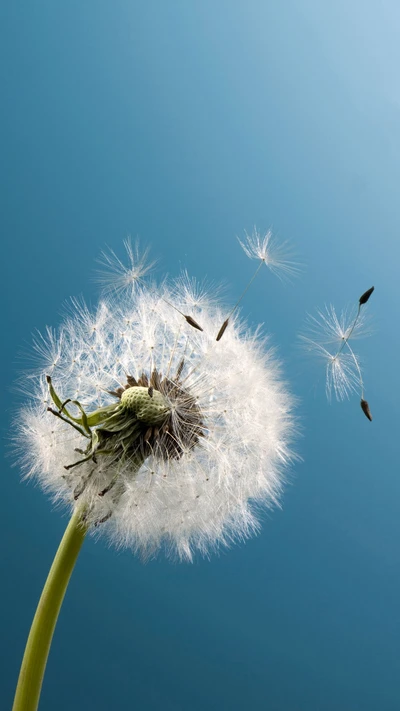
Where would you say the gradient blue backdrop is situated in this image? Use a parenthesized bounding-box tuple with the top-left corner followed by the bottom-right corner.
(2, 2, 399, 710)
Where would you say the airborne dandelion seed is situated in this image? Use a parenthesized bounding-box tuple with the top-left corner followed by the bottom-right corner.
(300, 286, 375, 418)
(216, 227, 300, 340)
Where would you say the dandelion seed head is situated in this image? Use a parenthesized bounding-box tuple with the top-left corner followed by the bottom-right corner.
(15, 248, 296, 561)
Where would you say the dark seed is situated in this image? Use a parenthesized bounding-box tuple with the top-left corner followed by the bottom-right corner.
(150, 369, 161, 389)
(148, 386, 154, 398)
(98, 479, 117, 497)
(108, 389, 123, 399)
(176, 358, 185, 378)
(216, 318, 229, 341)
(360, 398, 372, 421)
(94, 511, 112, 526)
(359, 286, 374, 305)
(73, 481, 85, 500)
(184, 315, 203, 331)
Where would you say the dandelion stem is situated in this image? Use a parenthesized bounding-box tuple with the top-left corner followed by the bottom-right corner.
(12, 507, 87, 711)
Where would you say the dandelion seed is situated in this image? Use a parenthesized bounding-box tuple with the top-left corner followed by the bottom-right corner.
(215, 227, 300, 340)
(238, 227, 301, 281)
(172, 271, 225, 312)
(304, 304, 372, 348)
(300, 287, 375, 416)
(97, 241, 204, 332)
(96, 238, 155, 296)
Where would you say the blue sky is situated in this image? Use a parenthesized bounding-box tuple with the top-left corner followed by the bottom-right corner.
(2, 2, 400, 710)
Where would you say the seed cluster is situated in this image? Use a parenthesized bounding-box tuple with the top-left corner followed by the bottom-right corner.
(19, 260, 296, 559)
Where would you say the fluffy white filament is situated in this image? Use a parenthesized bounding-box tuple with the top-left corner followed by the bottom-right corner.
(16, 271, 296, 560)
(299, 304, 371, 401)
(238, 227, 300, 281)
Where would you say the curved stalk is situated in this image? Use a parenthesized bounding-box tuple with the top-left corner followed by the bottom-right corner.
(12, 508, 87, 711)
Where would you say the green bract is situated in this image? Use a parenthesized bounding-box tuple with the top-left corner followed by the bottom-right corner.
(46, 377, 171, 477)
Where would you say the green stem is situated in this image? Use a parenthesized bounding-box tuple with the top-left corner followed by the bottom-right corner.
(12, 508, 87, 711)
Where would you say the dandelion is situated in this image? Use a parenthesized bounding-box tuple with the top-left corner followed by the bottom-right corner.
(216, 227, 300, 341)
(300, 287, 374, 418)
(12, 243, 296, 711)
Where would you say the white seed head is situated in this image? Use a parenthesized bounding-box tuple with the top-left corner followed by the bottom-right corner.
(15, 256, 296, 561)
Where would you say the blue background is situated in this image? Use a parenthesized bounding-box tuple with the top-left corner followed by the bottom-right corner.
(1, 2, 399, 709)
